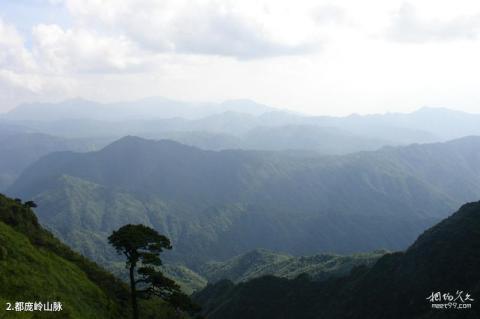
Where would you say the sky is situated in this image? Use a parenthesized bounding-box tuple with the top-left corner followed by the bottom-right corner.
(1, 0, 480, 116)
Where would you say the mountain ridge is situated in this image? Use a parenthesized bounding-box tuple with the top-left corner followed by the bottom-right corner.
(3, 97, 277, 121)
(7, 135, 480, 269)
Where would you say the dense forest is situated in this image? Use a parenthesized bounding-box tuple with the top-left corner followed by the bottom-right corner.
(7, 136, 480, 270)
(3, 193, 479, 318)
(194, 201, 480, 318)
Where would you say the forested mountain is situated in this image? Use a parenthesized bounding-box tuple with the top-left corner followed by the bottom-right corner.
(7, 136, 480, 271)
(238, 125, 391, 153)
(199, 249, 385, 284)
(194, 201, 480, 319)
(152, 249, 384, 294)
(0, 132, 109, 191)
(110, 247, 385, 294)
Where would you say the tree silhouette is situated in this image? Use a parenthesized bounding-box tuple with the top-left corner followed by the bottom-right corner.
(108, 224, 198, 319)
(24, 200, 37, 208)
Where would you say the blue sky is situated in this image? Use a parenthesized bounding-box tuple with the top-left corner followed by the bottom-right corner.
(1, 1, 69, 41)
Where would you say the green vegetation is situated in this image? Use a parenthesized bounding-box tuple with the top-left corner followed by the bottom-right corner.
(161, 265, 208, 295)
(194, 201, 480, 319)
(200, 249, 386, 283)
(108, 224, 198, 319)
(109, 262, 208, 296)
(113, 248, 385, 295)
(0, 194, 183, 318)
(8, 135, 480, 272)
(0, 193, 128, 318)
(0, 221, 116, 318)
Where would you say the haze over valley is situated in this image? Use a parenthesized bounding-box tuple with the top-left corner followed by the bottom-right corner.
(2, 98, 480, 301)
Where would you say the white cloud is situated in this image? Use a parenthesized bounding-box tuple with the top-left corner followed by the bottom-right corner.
(32, 24, 147, 73)
(0, 19, 37, 72)
(61, 0, 322, 59)
(0, 19, 42, 109)
(387, 2, 480, 43)
(167, 3, 316, 59)
(0, 18, 78, 110)
(312, 5, 347, 26)
(2, 0, 480, 115)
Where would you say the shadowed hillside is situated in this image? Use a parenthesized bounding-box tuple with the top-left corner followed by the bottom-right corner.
(194, 201, 480, 318)
(0, 132, 109, 191)
(199, 248, 385, 284)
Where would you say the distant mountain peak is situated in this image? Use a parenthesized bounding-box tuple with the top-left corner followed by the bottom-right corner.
(104, 135, 179, 147)
(100, 135, 201, 154)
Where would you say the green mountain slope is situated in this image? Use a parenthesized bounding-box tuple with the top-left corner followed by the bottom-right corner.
(194, 201, 480, 319)
(200, 249, 385, 284)
(8, 136, 480, 269)
(0, 194, 129, 318)
(241, 125, 392, 154)
(0, 222, 118, 318)
(0, 194, 180, 319)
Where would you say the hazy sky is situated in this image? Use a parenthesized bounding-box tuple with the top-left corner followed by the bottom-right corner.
(1, 0, 480, 115)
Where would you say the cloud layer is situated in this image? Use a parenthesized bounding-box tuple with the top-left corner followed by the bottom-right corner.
(2, 0, 480, 115)
(387, 2, 480, 43)
(61, 0, 321, 60)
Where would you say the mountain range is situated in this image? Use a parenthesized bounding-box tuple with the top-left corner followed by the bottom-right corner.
(3, 98, 480, 143)
(3, 99, 480, 164)
(7, 136, 480, 272)
(1, 97, 276, 122)
(2, 97, 480, 318)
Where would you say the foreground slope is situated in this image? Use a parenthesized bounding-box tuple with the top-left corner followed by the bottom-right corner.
(0, 194, 131, 318)
(8, 136, 480, 268)
(195, 201, 480, 319)
(0, 194, 183, 319)
(0, 222, 119, 318)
